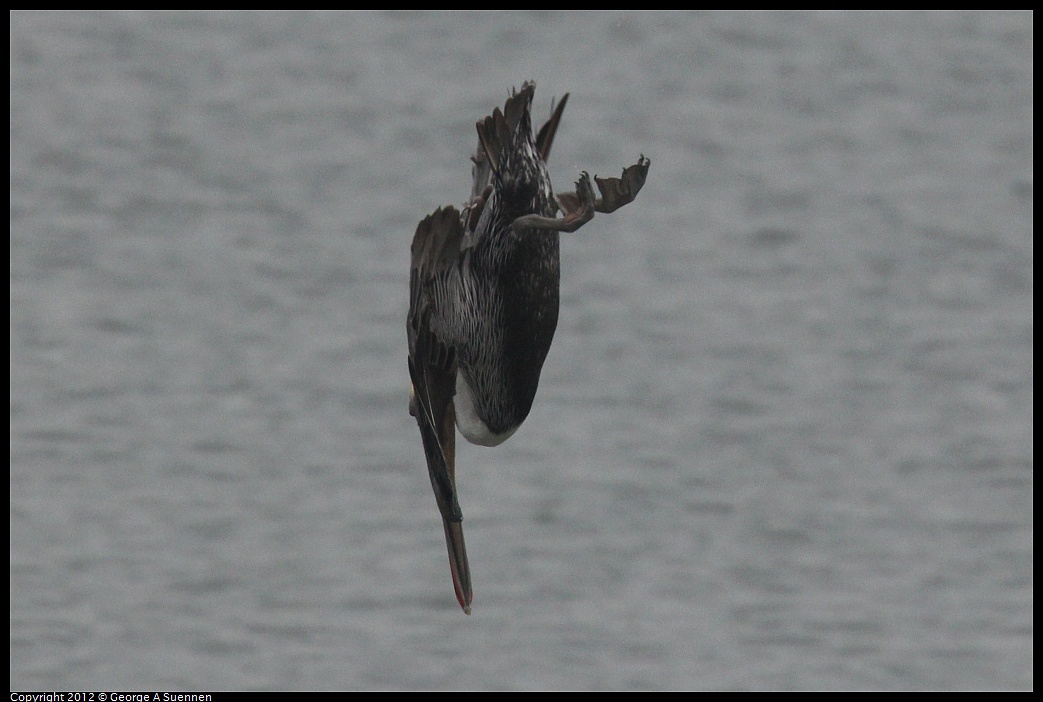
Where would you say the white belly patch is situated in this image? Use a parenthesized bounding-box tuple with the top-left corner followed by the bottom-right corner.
(454, 375, 519, 447)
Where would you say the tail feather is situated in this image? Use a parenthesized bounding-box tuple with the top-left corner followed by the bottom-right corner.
(535, 92, 568, 162)
(475, 82, 536, 177)
(471, 82, 566, 211)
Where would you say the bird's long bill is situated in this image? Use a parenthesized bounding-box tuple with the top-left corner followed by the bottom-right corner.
(439, 401, 472, 614)
(443, 519, 472, 615)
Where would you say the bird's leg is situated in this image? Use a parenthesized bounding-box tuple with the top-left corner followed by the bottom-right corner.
(512, 155, 651, 235)
(511, 171, 596, 234)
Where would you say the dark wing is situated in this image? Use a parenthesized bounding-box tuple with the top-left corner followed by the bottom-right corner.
(407, 206, 473, 614)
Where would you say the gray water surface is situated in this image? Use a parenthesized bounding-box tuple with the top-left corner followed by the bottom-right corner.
(10, 10, 1033, 690)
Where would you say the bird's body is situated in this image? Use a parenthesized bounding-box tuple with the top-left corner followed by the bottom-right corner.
(408, 82, 649, 613)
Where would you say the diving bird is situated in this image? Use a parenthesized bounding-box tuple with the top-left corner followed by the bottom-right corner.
(407, 82, 649, 613)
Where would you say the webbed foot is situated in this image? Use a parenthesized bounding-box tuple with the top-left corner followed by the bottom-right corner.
(594, 155, 650, 214)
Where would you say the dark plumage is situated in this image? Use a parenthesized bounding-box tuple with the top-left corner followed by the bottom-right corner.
(408, 82, 650, 613)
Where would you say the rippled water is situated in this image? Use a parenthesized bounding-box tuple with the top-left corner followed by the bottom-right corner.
(10, 11, 1032, 690)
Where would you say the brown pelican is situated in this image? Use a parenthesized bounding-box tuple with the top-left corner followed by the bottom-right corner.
(408, 81, 649, 613)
